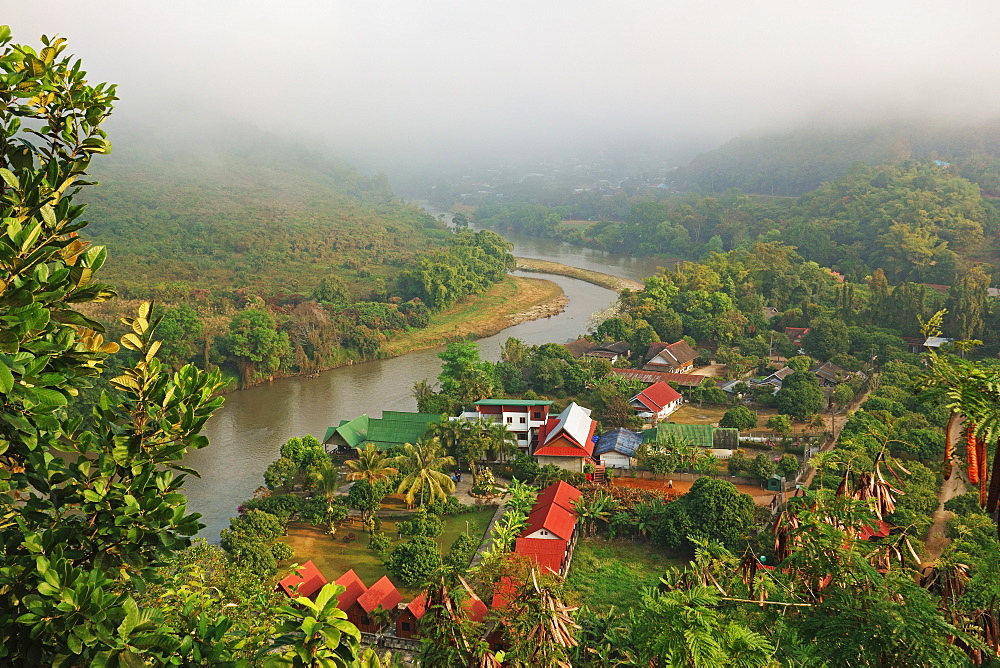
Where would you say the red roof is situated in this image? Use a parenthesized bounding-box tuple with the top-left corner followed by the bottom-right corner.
(632, 381, 682, 413)
(522, 503, 577, 541)
(491, 576, 518, 610)
(278, 560, 328, 599)
(406, 592, 428, 619)
(784, 327, 810, 343)
(515, 537, 567, 574)
(534, 481, 582, 514)
(406, 589, 488, 622)
(333, 569, 367, 611)
(857, 519, 892, 541)
(358, 575, 403, 613)
(533, 415, 596, 458)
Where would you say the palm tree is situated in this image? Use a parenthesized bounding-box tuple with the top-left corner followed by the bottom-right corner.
(392, 438, 456, 508)
(573, 493, 615, 538)
(484, 419, 519, 464)
(345, 443, 398, 486)
(309, 459, 343, 534)
(426, 418, 467, 459)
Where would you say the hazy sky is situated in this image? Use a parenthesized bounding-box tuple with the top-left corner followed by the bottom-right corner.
(8, 1, 1000, 172)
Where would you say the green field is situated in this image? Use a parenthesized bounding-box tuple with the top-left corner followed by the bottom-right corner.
(566, 538, 687, 611)
(281, 508, 496, 597)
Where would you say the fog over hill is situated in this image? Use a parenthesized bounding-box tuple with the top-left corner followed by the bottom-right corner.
(8, 2, 1000, 184)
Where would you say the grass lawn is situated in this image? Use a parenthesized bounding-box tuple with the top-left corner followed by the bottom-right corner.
(566, 538, 687, 611)
(281, 507, 496, 598)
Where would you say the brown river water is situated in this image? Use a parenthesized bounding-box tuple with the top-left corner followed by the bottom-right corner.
(183, 212, 663, 540)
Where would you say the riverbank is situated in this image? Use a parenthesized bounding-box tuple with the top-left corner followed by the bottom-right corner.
(381, 275, 566, 356)
(515, 257, 645, 293)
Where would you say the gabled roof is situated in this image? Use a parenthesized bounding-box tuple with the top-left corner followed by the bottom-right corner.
(589, 341, 630, 355)
(405, 592, 428, 619)
(358, 575, 403, 613)
(278, 560, 328, 599)
(534, 481, 583, 513)
(784, 327, 810, 343)
(523, 503, 577, 541)
(533, 410, 597, 458)
(645, 340, 697, 365)
(514, 537, 567, 574)
(491, 576, 518, 610)
(364, 411, 441, 450)
(334, 569, 367, 611)
(595, 428, 643, 457)
(631, 381, 682, 413)
(812, 361, 848, 384)
(324, 415, 369, 447)
(609, 369, 705, 387)
(563, 338, 595, 358)
(475, 398, 553, 407)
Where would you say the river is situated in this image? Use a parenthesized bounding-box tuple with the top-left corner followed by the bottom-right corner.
(183, 211, 662, 540)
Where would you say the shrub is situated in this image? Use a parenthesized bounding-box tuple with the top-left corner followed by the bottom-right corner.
(399, 509, 444, 538)
(445, 532, 478, 569)
(385, 537, 442, 587)
(750, 453, 777, 481)
(239, 494, 305, 520)
(511, 453, 540, 482)
(368, 532, 392, 557)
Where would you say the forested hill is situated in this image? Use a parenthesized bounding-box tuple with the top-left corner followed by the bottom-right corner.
(80, 126, 450, 300)
(674, 120, 1000, 197)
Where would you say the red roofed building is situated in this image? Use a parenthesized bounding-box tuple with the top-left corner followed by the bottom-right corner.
(355, 575, 403, 632)
(643, 340, 698, 373)
(277, 560, 328, 600)
(522, 503, 577, 541)
(533, 480, 583, 514)
(609, 368, 705, 388)
(396, 585, 490, 639)
(515, 537, 568, 574)
(532, 402, 597, 473)
(785, 327, 810, 346)
(333, 569, 368, 626)
(629, 381, 683, 421)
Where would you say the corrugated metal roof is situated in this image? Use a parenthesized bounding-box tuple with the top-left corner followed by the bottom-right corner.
(334, 569, 368, 611)
(358, 575, 403, 613)
(534, 481, 583, 513)
(278, 560, 328, 599)
(475, 399, 553, 406)
(361, 411, 441, 450)
(594, 428, 643, 457)
(324, 415, 369, 447)
(644, 423, 715, 449)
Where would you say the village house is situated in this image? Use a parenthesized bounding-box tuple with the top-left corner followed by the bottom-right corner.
(333, 569, 368, 628)
(354, 575, 403, 633)
(608, 368, 705, 388)
(395, 588, 489, 639)
(460, 398, 553, 452)
(583, 341, 631, 363)
(784, 327, 810, 348)
(629, 381, 683, 421)
(811, 361, 851, 387)
(594, 428, 643, 469)
(323, 410, 441, 453)
(532, 402, 597, 473)
(276, 560, 328, 599)
(642, 340, 699, 373)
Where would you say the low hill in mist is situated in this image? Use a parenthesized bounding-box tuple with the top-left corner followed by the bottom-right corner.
(80, 125, 450, 301)
(675, 120, 1000, 197)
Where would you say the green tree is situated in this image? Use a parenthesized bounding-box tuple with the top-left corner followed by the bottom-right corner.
(392, 438, 456, 507)
(262, 583, 362, 666)
(157, 304, 204, 369)
(226, 308, 290, 388)
(308, 458, 343, 534)
(312, 275, 351, 303)
(0, 32, 240, 662)
(437, 341, 497, 408)
(684, 477, 756, 551)
(384, 537, 442, 587)
(719, 405, 757, 432)
(802, 316, 850, 361)
(750, 452, 777, 481)
(765, 413, 792, 438)
(776, 371, 825, 420)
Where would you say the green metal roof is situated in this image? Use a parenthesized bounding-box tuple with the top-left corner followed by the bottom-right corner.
(643, 423, 739, 450)
(324, 411, 442, 451)
(644, 423, 715, 449)
(474, 398, 553, 406)
(323, 415, 369, 448)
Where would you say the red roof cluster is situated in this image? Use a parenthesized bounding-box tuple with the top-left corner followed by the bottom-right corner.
(333, 568, 368, 610)
(277, 560, 328, 599)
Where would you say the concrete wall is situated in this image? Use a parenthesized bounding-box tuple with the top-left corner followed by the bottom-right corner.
(534, 455, 584, 473)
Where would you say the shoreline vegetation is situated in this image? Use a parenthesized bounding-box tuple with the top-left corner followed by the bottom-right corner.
(515, 256, 645, 292)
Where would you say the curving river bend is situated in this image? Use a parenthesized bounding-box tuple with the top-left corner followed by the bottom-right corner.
(183, 213, 663, 540)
